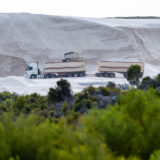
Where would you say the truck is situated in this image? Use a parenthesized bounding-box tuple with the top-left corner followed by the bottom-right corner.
(25, 61, 86, 79)
(95, 61, 144, 78)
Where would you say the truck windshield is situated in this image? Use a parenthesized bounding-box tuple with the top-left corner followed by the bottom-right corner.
(25, 66, 33, 71)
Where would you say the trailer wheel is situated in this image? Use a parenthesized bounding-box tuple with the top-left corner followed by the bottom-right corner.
(123, 73, 127, 78)
(79, 73, 84, 77)
(44, 74, 50, 78)
(30, 74, 37, 79)
(70, 74, 74, 77)
(50, 74, 56, 78)
(73, 73, 78, 77)
(103, 73, 108, 77)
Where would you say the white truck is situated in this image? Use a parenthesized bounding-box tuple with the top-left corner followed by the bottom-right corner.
(95, 61, 144, 78)
(25, 61, 86, 79)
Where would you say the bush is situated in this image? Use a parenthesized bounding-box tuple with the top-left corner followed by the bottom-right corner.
(0, 99, 13, 112)
(99, 86, 111, 96)
(82, 89, 160, 159)
(155, 74, 160, 88)
(0, 92, 16, 104)
(140, 76, 156, 89)
(83, 86, 96, 95)
(48, 79, 72, 104)
(107, 81, 116, 89)
(0, 114, 113, 160)
(13, 96, 27, 112)
(127, 65, 141, 87)
(48, 88, 61, 103)
(56, 79, 72, 98)
(12, 93, 48, 115)
(73, 99, 93, 112)
(2, 88, 160, 159)
(150, 150, 160, 160)
(61, 101, 69, 115)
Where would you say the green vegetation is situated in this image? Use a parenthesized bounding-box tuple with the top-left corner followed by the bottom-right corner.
(139, 74, 160, 90)
(113, 16, 160, 19)
(83, 89, 160, 159)
(127, 65, 141, 87)
(48, 79, 72, 104)
(61, 101, 69, 115)
(1, 78, 160, 159)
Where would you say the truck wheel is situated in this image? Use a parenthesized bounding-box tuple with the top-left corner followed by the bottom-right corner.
(44, 74, 50, 78)
(30, 74, 37, 79)
(110, 73, 115, 78)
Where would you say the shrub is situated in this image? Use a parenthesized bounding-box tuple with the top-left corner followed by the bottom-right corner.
(0, 99, 13, 112)
(13, 96, 27, 112)
(48, 88, 61, 103)
(140, 76, 156, 89)
(99, 86, 111, 96)
(48, 79, 72, 104)
(150, 150, 160, 160)
(155, 74, 160, 87)
(56, 79, 72, 98)
(82, 89, 160, 159)
(107, 81, 116, 89)
(61, 101, 69, 115)
(83, 86, 96, 95)
(127, 65, 141, 87)
(0, 114, 112, 160)
(74, 99, 93, 112)
(0, 92, 16, 104)
(12, 93, 48, 115)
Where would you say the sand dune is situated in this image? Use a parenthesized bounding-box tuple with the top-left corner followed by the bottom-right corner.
(0, 13, 160, 76)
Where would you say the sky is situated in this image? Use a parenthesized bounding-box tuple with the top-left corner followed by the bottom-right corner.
(0, 0, 159, 18)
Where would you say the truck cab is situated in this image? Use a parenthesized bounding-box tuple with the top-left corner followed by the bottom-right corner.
(25, 62, 40, 79)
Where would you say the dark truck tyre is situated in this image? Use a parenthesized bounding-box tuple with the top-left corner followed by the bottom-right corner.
(79, 73, 85, 77)
(44, 74, 56, 78)
(96, 73, 103, 77)
(30, 74, 37, 79)
(109, 73, 115, 78)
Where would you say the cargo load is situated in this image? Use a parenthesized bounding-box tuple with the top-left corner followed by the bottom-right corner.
(96, 61, 144, 77)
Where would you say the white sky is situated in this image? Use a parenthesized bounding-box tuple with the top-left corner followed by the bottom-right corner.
(0, 0, 159, 18)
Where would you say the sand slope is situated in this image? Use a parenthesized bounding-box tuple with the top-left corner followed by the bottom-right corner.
(0, 13, 160, 76)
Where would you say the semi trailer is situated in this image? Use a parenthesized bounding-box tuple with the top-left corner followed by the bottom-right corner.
(25, 61, 86, 79)
(95, 61, 144, 78)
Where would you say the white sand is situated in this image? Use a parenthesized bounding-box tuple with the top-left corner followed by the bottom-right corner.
(0, 63, 159, 95)
(0, 13, 160, 94)
(0, 76, 129, 95)
(0, 13, 160, 76)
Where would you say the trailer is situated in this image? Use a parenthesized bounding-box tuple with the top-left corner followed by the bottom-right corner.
(25, 61, 86, 79)
(95, 61, 144, 78)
